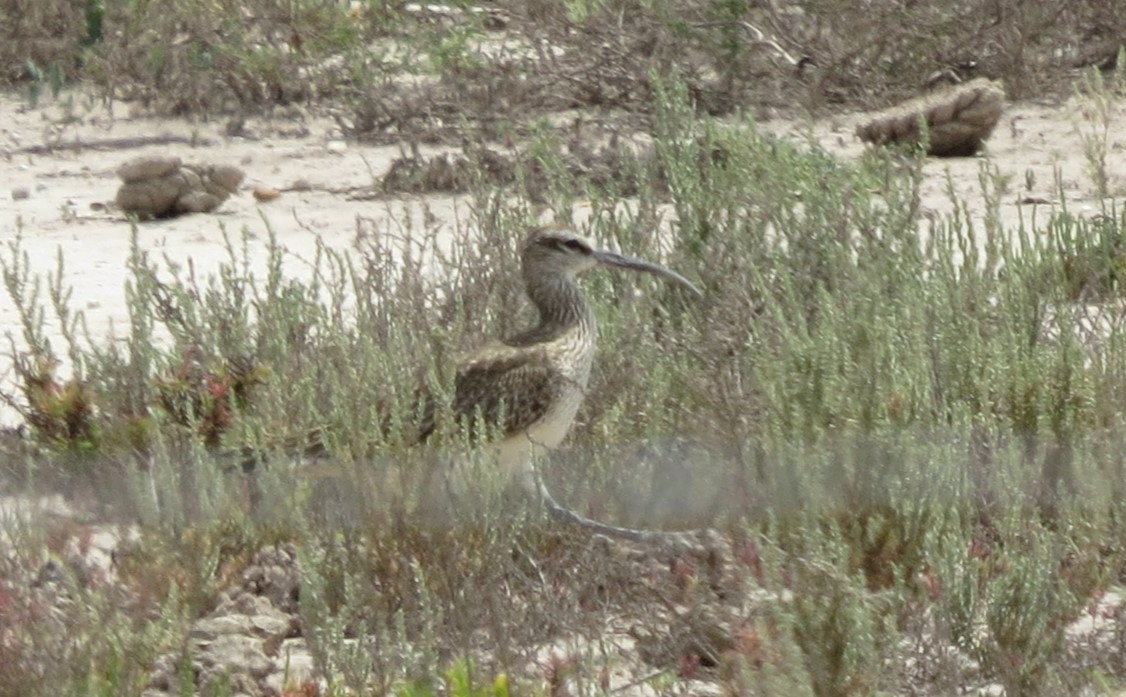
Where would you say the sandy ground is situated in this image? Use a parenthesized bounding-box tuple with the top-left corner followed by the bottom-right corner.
(0, 94, 475, 425)
(764, 94, 1126, 223)
(0, 89, 1124, 428)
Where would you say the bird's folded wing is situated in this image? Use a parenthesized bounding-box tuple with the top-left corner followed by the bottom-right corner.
(450, 343, 563, 441)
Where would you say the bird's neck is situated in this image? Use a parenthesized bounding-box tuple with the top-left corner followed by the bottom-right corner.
(510, 275, 596, 345)
(532, 275, 595, 327)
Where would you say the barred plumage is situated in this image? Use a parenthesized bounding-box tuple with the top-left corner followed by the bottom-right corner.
(434, 225, 701, 490)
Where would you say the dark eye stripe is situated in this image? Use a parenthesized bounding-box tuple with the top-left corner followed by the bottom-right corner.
(562, 239, 588, 253)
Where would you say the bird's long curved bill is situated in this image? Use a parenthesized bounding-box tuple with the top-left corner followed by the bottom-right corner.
(594, 250, 703, 297)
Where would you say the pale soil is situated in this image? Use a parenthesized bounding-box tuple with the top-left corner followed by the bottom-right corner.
(0, 94, 473, 421)
(1, 92, 1123, 411)
(764, 94, 1126, 225)
(2, 86, 1126, 696)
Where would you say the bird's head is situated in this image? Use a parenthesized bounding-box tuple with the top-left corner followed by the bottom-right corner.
(522, 226, 701, 296)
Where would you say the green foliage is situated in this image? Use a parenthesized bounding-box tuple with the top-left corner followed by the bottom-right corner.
(395, 660, 510, 697)
(0, 518, 187, 697)
(1043, 205, 1126, 301)
(785, 528, 902, 696)
(1072, 60, 1125, 200)
(84, 0, 105, 46)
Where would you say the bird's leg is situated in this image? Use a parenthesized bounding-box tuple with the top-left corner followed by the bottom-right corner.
(526, 457, 721, 553)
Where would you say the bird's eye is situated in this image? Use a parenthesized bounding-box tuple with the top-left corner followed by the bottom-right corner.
(562, 239, 588, 253)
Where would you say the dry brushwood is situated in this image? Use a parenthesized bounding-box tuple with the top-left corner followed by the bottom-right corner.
(855, 78, 1005, 157)
(115, 156, 244, 218)
(380, 149, 515, 195)
(378, 137, 655, 201)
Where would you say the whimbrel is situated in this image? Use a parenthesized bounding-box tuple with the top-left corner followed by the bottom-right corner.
(423, 225, 701, 500)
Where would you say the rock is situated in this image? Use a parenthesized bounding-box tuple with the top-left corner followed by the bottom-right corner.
(249, 609, 291, 637)
(115, 174, 184, 216)
(191, 607, 291, 641)
(176, 191, 224, 214)
(145, 543, 303, 696)
(240, 544, 301, 613)
(11, 187, 29, 200)
(146, 655, 178, 691)
(855, 78, 1005, 157)
(192, 614, 257, 640)
(204, 165, 245, 196)
(199, 634, 275, 678)
(264, 639, 317, 695)
(114, 159, 245, 218)
(116, 156, 182, 183)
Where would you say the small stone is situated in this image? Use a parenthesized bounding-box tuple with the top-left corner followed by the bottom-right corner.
(11, 187, 29, 200)
(192, 615, 253, 640)
(205, 635, 275, 678)
(326, 140, 347, 153)
(253, 186, 281, 202)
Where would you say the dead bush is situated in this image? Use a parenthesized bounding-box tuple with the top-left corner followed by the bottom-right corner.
(0, 0, 91, 84)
